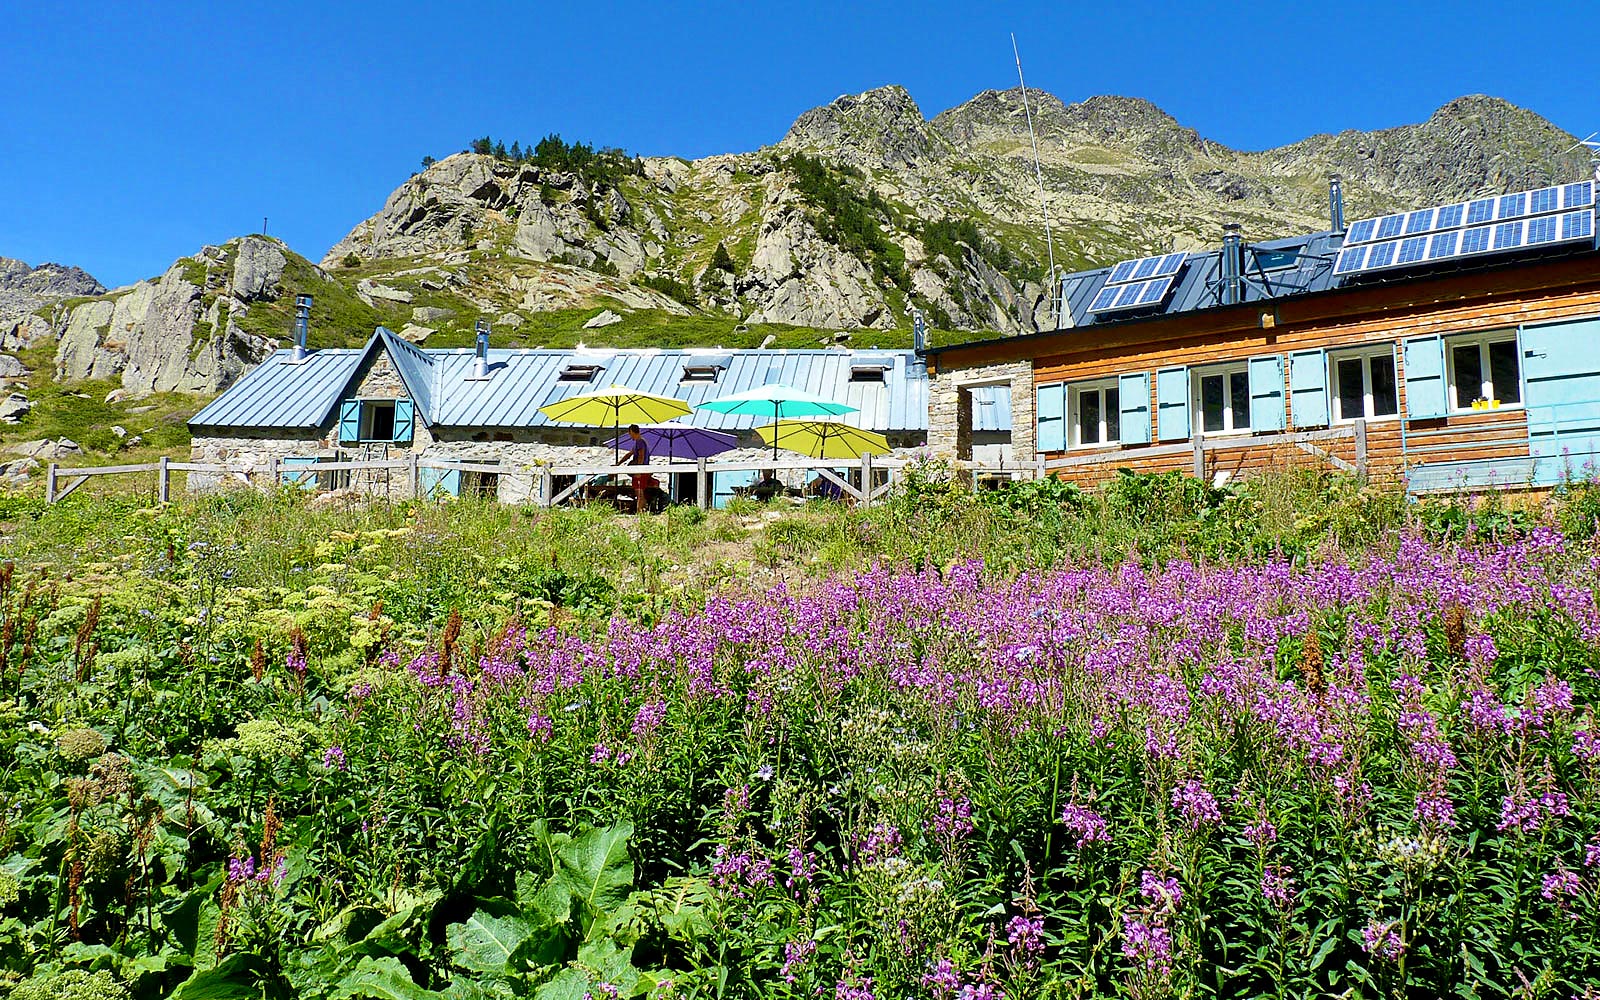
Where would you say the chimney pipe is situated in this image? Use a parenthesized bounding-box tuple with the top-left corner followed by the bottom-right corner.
(1329, 174, 1345, 233)
(911, 308, 928, 357)
(472, 319, 490, 379)
(1220, 224, 1243, 306)
(292, 294, 312, 362)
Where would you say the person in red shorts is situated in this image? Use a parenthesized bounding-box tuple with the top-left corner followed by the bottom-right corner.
(625, 424, 654, 515)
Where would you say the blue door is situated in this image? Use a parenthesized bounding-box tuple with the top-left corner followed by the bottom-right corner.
(1522, 319, 1600, 485)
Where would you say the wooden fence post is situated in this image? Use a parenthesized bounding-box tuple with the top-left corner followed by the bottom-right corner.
(862, 453, 874, 507)
(158, 455, 170, 503)
(1192, 435, 1205, 479)
(268, 456, 280, 491)
(696, 458, 709, 510)
(540, 466, 553, 508)
(47, 463, 56, 504)
(410, 452, 421, 499)
(1354, 418, 1368, 482)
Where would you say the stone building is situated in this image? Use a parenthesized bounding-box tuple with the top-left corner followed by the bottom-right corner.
(187, 328, 1012, 504)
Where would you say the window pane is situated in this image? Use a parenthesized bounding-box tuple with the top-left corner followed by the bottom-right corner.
(1201, 375, 1225, 432)
(1452, 344, 1482, 409)
(1488, 340, 1521, 405)
(1370, 354, 1398, 415)
(1078, 390, 1100, 445)
(1106, 387, 1120, 441)
(1229, 371, 1250, 430)
(1336, 358, 1365, 420)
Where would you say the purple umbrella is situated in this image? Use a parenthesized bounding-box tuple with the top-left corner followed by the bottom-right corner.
(604, 422, 739, 461)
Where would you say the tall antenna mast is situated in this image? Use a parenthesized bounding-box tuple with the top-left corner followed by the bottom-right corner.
(1012, 33, 1061, 328)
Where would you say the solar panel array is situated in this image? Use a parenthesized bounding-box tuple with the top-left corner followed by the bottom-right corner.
(1088, 251, 1189, 313)
(1335, 181, 1595, 277)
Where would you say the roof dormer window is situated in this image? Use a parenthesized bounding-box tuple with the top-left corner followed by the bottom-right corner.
(559, 364, 604, 382)
(681, 364, 723, 383)
(849, 365, 889, 383)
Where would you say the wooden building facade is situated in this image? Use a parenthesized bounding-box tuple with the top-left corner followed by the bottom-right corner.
(927, 178, 1600, 493)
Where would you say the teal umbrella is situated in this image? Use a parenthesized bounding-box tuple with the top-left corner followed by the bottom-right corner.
(697, 384, 859, 461)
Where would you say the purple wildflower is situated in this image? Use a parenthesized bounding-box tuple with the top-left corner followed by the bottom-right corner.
(1171, 778, 1222, 831)
(1060, 801, 1112, 848)
(1260, 864, 1296, 910)
(321, 744, 347, 771)
(1361, 920, 1405, 961)
(1005, 914, 1044, 968)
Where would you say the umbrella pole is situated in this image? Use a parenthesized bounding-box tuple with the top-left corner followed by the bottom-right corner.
(773, 401, 780, 463)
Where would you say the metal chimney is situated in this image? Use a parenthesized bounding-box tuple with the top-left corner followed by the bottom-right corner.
(472, 319, 490, 379)
(911, 308, 928, 357)
(292, 294, 312, 362)
(1220, 224, 1243, 306)
(1329, 174, 1346, 233)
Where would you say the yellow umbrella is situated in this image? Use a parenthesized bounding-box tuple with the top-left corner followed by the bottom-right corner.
(754, 419, 890, 459)
(539, 385, 692, 463)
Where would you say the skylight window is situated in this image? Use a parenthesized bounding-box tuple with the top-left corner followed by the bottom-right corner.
(850, 365, 889, 383)
(559, 364, 604, 382)
(681, 364, 722, 383)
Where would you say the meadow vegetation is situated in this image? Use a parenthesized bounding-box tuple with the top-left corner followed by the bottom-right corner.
(2, 467, 1599, 999)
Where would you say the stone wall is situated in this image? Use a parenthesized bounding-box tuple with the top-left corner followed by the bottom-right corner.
(187, 430, 329, 491)
(928, 360, 1033, 462)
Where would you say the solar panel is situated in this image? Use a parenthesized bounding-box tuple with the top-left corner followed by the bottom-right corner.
(1527, 215, 1558, 244)
(1366, 242, 1397, 269)
(1089, 285, 1123, 311)
(1342, 179, 1594, 251)
(1460, 227, 1492, 254)
(1562, 210, 1593, 240)
(1435, 203, 1465, 229)
(1104, 252, 1186, 288)
(1089, 275, 1180, 313)
(1108, 260, 1140, 284)
(1397, 236, 1428, 264)
(1493, 221, 1524, 250)
(1334, 245, 1368, 274)
(1428, 231, 1460, 259)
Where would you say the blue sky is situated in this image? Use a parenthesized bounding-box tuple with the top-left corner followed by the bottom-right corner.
(2, 0, 1592, 289)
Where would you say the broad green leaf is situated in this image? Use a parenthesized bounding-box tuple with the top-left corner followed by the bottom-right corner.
(315, 905, 387, 945)
(446, 910, 541, 975)
(332, 956, 440, 1000)
(167, 954, 269, 999)
(554, 822, 634, 919)
(533, 968, 590, 1000)
(575, 939, 637, 991)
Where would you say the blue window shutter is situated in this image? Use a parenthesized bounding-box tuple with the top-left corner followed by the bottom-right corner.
(1118, 372, 1151, 444)
(393, 399, 414, 443)
(1403, 335, 1447, 418)
(338, 399, 360, 444)
(281, 456, 318, 491)
(1035, 383, 1066, 452)
(1156, 366, 1190, 441)
(1248, 355, 1286, 432)
(1288, 349, 1329, 427)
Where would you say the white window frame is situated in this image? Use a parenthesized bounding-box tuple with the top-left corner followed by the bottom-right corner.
(1328, 345, 1400, 423)
(1191, 363, 1251, 436)
(1068, 379, 1121, 449)
(1444, 331, 1522, 413)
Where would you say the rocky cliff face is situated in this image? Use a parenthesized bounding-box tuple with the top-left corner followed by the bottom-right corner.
(49, 237, 327, 394)
(1, 257, 104, 353)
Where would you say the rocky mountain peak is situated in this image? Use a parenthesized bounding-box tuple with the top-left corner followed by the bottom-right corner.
(0, 257, 104, 322)
(779, 84, 950, 168)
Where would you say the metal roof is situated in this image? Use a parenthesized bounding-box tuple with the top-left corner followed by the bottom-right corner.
(191, 334, 934, 433)
(188, 346, 367, 429)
